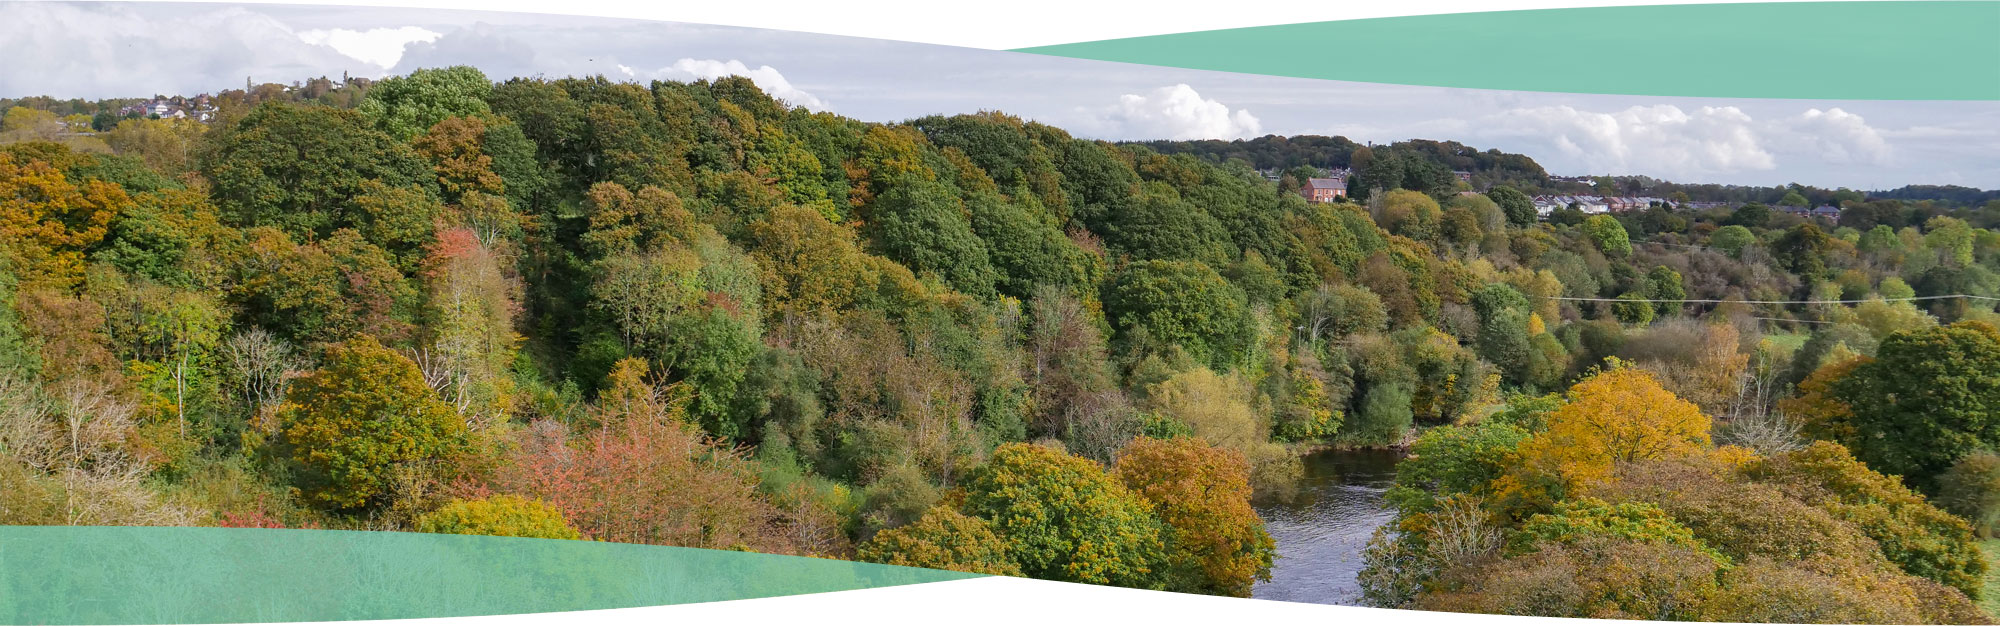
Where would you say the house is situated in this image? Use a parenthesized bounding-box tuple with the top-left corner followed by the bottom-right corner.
(1452, 170, 1473, 184)
(1531, 195, 1565, 217)
(1810, 205, 1841, 219)
(1300, 175, 1348, 203)
(1559, 195, 1610, 214)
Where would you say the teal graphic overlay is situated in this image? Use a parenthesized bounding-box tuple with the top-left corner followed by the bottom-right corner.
(1014, 2, 2000, 100)
(0, 526, 981, 624)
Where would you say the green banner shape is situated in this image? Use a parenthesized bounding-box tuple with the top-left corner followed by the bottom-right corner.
(1014, 1, 2000, 100)
(0, 526, 981, 624)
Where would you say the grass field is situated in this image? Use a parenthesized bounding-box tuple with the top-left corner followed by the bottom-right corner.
(1982, 540, 2000, 618)
(1761, 331, 1810, 354)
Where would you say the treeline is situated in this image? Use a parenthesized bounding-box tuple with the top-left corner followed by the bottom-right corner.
(5, 66, 2000, 616)
(0, 75, 375, 133)
(1132, 136, 1549, 196)
(1137, 134, 1998, 211)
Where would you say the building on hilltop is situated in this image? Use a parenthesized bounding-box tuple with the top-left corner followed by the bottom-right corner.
(1300, 174, 1348, 203)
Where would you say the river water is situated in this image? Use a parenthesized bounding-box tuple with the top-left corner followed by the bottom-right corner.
(1250, 448, 1403, 605)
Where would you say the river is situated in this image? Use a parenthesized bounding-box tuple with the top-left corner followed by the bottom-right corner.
(1250, 447, 1403, 605)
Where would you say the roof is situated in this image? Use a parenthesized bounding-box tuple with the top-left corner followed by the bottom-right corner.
(1304, 177, 1346, 188)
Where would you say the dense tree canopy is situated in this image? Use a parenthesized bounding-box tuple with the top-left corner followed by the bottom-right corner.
(6, 66, 2000, 620)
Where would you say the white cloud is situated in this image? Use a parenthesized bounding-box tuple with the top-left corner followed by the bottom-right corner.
(1473, 104, 1775, 178)
(297, 26, 442, 69)
(1766, 107, 1892, 166)
(1086, 84, 1262, 140)
(655, 59, 827, 110)
(0, 3, 376, 98)
(1452, 104, 1893, 180)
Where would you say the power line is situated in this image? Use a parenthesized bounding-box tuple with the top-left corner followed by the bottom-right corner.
(1529, 294, 2000, 305)
(1750, 316, 1837, 325)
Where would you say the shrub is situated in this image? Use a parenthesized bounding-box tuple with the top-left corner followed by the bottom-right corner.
(857, 506, 1022, 576)
(416, 495, 582, 540)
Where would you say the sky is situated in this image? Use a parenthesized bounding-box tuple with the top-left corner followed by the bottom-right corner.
(2, 1, 1995, 190)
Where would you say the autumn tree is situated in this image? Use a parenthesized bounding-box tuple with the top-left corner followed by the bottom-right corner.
(278, 335, 465, 511)
(1494, 365, 1712, 512)
(488, 359, 819, 553)
(1113, 436, 1275, 596)
(0, 151, 127, 290)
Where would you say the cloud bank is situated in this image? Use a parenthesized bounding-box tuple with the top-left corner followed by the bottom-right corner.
(297, 26, 441, 70)
(1464, 104, 1892, 179)
(655, 59, 828, 111)
(1085, 84, 1263, 141)
(0, 3, 377, 98)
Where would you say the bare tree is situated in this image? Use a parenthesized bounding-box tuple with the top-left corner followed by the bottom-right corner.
(221, 328, 303, 425)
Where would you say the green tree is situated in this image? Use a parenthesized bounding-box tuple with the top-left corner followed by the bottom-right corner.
(866, 177, 999, 298)
(1582, 214, 1632, 258)
(1937, 451, 2000, 537)
(1646, 266, 1686, 317)
(203, 103, 437, 247)
(1773, 223, 1833, 280)
(357, 66, 495, 141)
(1613, 292, 1656, 326)
(1383, 420, 1530, 516)
(1487, 185, 1536, 227)
(1831, 322, 2000, 485)
(1104, 260, 1253, 371)
(963, 443, 1168, 588)
(1709, 225, 1756, 257)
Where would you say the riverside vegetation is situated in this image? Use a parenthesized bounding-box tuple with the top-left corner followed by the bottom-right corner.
(7, 67, 2000, 620)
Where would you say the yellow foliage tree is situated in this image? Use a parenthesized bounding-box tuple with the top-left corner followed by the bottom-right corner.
(0, 152, 128, 290)
(1494, 364, 1713, 514)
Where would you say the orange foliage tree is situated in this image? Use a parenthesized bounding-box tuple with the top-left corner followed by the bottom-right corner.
(1112, 436, 1275, 597)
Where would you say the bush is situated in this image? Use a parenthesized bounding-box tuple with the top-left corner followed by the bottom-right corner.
(1416, 536, 1720, 621)
(857, 506, 1023, 576)
(416, 495, 582, 540)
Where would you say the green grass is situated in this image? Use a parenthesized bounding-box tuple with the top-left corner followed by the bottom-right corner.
(1761, 331, 1810, 354)
(1981, 539, 2000, 619)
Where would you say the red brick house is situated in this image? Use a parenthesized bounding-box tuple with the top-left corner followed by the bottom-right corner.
(1301, 176, 1347, 202)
